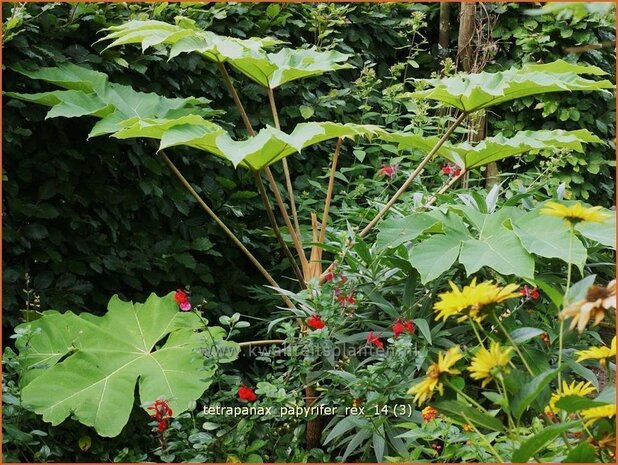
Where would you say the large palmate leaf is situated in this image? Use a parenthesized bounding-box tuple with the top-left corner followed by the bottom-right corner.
(100, 19, 351, 88)
(6, 63, 221, 137)
(437, 129, 601, 169)
(376, 202, 609, 283)
(408, 60, 613, 112)
(513, 211, 587, 269)
(112, 115, 385, 170)
(226, 47, 352, 88)
(16, 292, 237, 437)
(382, 129, 601, 169)
(575, 208, 616, 248)
(100, 19, 280, 60)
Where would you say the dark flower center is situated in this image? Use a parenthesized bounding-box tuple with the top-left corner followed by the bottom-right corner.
(586, 286, 610, 302)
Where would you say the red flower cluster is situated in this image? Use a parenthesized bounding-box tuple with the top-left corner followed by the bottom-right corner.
(367, 331, 384, 348)
(325, 271, 346, 284)
(238, 385, 257, 402)
(520, 284, 540, 300)
(392, 319, 415, 338)
(378, 163, 398, 179)
(441, 163, 462, 177)
(307, 314, 326, 330)
(147, 399, 173, 433)
(174, 289, 192, 311)
(336, 292, 356, 307)
(422, 406, 438, 422)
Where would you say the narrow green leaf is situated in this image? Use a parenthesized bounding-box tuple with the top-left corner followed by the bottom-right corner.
(413, 318, 432, 345)
(562, 442, 597, 463)
(431, 400, 505, 432)
(511, 327, 545, 344)
(511, 369, 559, 420)
(512, 421, 580, 463)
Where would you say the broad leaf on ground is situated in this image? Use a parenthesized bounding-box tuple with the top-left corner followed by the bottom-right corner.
(16, 292, 237, 437)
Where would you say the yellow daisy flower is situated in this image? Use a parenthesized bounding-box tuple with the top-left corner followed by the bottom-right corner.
(559, 279, 616, 333)
(581, 404, 616, 426)
(545, 380, 597, 415)
(467, 341, 513, 387)
(540, 201, 610, 224)
(576, 337, 616, 367)
(408, 347, 462, 405)
(434, 278, 520, 323)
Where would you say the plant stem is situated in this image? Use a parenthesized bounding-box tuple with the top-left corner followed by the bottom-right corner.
(159, 151, 295, 310)
(267, 87, 302, 241)
(461, 413, 505, 463)
(238, 339, 285, 348)
(424, 168, 466, 207)
(319, 138, 343, 244)
(218, 62, 255, 137)
(493, 314, 535, 376)
(469, 320, 486, 348)
(359, 111, 468, 237)
(217, 61, 305, 281)
(497, 375, 519, 440)
(253, 171, 305, 287)
(447, 380, 491, 415)
(558, 224, 575, 386)
(264, 168, 310, 274)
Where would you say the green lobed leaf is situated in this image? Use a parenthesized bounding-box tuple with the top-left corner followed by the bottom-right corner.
(409, 234, 462, 284)
(6, 63, 220, 137)
(459, 228, 535, 279)
(122, 117, 386, 170)
(407, 60, 613, 112)
(513, 210, 588, 268)
(99, 19, 352, 88)
(575, 208, 616, 248)
(385, 129, 602, 169)
(16, 292, 237, 437)
(375, 212, 441, 249)
(438, 129, 602, 169)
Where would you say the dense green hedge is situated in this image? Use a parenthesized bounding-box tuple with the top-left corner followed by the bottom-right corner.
(3, 2, 615, 331)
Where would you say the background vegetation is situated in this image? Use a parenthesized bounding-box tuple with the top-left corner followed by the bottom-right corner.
(2, 2, 615, 462)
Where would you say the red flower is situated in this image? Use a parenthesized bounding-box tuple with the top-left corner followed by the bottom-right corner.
(441, 163, 462, 177)
(378, 163, 398, 178)
(324, 271, 335, 282)
(392, 320, 406, 338)
(147, 399, 173, 432)
(157, 420, 168, 432)
(174, 289, 189, 304)
(367, 331, 384, 348)
(392, 319, 415, 338)
(339, 275, 347, 284)
(238, 385, 257, 402)
(337, 292, 356, 306)
(520, 285, 540, 300)
(307, 314, 326, 330)
(422, 406, 438, 422)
